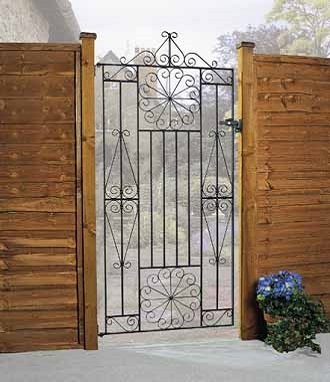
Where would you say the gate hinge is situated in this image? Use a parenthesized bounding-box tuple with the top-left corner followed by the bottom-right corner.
(220, 118, 242, 133)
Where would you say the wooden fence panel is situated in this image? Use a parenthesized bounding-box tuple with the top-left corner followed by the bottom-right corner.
(0, 38, 97, 352)
(239, 46, 330, 339)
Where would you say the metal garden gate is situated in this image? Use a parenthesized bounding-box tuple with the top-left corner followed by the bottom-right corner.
(97, 32, 236, 335)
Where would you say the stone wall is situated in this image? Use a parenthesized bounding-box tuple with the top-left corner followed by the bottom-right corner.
(0, 0, 49, 42)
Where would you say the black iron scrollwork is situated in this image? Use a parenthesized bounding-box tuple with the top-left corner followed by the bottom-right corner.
(106, 315, 139, 333)
(99, 31, 235, 337)
(141, 268, 201, 330)
(139, 68, 200, 130)
(99, 31, 233, 86)
(202, 309, 233, 327)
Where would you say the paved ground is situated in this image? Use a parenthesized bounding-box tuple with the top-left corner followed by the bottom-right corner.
(1, 332, 329, 382)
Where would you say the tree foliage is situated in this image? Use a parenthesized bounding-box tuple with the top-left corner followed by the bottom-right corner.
(214, 24, 286, 67)
(267, 0, 330, 57)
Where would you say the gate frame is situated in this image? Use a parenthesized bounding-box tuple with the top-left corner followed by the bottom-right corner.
(97, 32, 237, 335)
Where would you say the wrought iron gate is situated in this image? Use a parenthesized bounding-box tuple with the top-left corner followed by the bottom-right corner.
(97, 32, 236, 335)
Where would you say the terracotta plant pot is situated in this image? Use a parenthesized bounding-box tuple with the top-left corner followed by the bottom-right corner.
(263, 312, 281, 324)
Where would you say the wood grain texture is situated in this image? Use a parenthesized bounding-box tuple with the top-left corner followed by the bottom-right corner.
(237, 42, 260, 340)
(0, 329, 80, 353)
(0, 44, 84, 352)
(0, 75, 74, 98)
(80, 33, 98, 350)
(0, 165, 75, 183)
(0, 310, 78, 331)
(75, 49, 85, 346)
(0, 144, 75, 165)
(0, 197, 75, 212)
(0, 182, 75, 198)
(0, 125, 75, 144)
(241, 49, 330, 338)
(0, 212, 76, 231)
(0, 43, 80, 51)
(0, 231, 76, 250)
(0, 98, 74, 124)
(0, 288, 77, 311)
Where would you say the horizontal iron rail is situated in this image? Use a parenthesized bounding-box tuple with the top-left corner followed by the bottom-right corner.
(97, 62, 234, 72)
(99, 322, 234, 337)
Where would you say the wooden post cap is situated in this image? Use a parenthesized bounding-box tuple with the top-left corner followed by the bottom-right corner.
(236, 41, 255, 50)
(80, 32, 97, 40)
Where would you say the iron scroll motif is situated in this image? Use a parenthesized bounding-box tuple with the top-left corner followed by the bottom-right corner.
(141, 268, 201, 330)
(102, 31, 233, 85)
(139, 68, 200, 130)
(99, 31, 235, 335)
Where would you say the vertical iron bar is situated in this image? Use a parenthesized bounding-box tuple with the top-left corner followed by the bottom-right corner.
(150, 131, 153, 267)
(119, 82, 124, 316)
(137, 68, 141, 331)
(102, 66, 107, 333)
(175, 131, 178, 267)
(163, 130, 166, 267)
(231, 70, 235, 325)
(187, 132, 191, 266)
(215, 86, 219, 310)
(199, 72, 203, 326)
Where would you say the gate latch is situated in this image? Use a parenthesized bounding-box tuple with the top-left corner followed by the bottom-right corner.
(220, 118, 242, 133)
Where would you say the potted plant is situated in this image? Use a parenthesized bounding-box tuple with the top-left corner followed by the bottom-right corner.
(256, 270, 330, 353)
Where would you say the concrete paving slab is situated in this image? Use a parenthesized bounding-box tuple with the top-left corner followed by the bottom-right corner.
(0, 333, 329, 382)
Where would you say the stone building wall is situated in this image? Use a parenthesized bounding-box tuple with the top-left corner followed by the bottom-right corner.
(0, 0, 49, 42)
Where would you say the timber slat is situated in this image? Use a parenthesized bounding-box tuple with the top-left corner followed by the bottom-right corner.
(258, 251, 330, 268)
(257, 77, 330, 93)
(0, 182, 75, 198)
(257, 111, 330, 126)
(255, 60, 330, 81)
(257, 172, 330, 191)
(0, 310, 78, 331)
(257, 190, 330, 207)
(0, 288, 77, 311)
(256, 92, 330, 112)
(0, 50, 76, 61)
(256, 236, 330, 254)
(0, 76, 74, 98)
(0, 212, 76, 231)
(0, 329, 79, 353)
(254, 54, 330, 66)
(256, 221, 330, 240)
(0, 231, 76, 250)
(0, 250, 76, 270)
(0, 98, 74, 124)
(0, 144, 74, 165)
(0, 165, 75, 183)
(0, 124, 75, 144)
(257, 204, 330, 224)
(257, 125, 330, 142)
(0, 271, 77, 290)
(0, 197, 75, 212)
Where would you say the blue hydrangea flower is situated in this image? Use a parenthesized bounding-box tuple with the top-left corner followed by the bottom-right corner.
(256, 270, 304, 301)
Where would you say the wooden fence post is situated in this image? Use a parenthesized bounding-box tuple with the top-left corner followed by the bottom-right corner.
(80, 32, 98, 350)
(236, 41, 259, 340)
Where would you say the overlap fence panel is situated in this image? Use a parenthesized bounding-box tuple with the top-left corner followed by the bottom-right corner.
(239, 44, 330, 339)
(0, 37, 97, 352)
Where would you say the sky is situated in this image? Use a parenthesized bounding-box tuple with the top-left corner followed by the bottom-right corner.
(70, 0, 274, 62)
